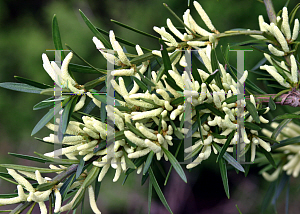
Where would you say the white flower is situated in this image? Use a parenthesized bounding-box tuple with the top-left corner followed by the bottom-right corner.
(153, 26, 178, 47)
(281, 7, 291, 40)
(292, 19, 299, 41)
(193, 1, 216, 32)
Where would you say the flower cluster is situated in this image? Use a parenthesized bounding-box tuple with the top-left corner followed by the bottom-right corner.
(262, 122, 300, 181)
(253, 7, 299, 88)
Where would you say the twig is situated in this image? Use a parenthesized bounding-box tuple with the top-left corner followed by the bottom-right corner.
(264, 0, 277, 23)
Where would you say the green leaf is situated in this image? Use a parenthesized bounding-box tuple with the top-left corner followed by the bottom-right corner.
(0, 193, 18, 199)
(122, 151, 137, 169)
(267, 84, 287, 89)
(289, 3, 300, 25)
(257, 147, 276, 169)
(76, 158, 85, 180)
(165, 77, 183, 92)
(137, 71, 156, 87)
(212, 143, 245, 172)
(82, 166, 101, 188)
(161, 147, 187, 183)
(79, 9, 111, 49)
(33, 97, 58, 110)
(236, 204, 243, 214)
(158, 115, 163, 133)
(125, 122, 147, 139)
(0, 164, 63, 173)
(31, 106, 60, 136)
(93, 140, 106, 153)
(84, 76, 106, 91)
(156, 39, 172, 83)
(184, 144, 203, 160)
(164, 140, 183, 186)
(149, 167, 173, 214)
(60, 174, 76, 201)
(272, 136, 300, 150)
(115, 130, 126, 141)
(210, 48, 223, 89)
(0, 82, 44, 94)
(219, 158, 230, 198)
(40, 87, 71, 96)
(0, 175, 18, 185)
(69, 63, 105, 74)
(261, 181, 276, 213)
(125, 156, 147, 176)
(52, 14, 65, 59)
(195, 103, 225, 118)
(148, 180, 152, 214)
(217, 131, 235, 162)
(14, 76, 51, 89)
(36, 183, 55, 191)
(26, 202, 36, 214)
(131, 52, 155, 65)
(60, 96, 79, 139)
(273, 113, 300, 120)
(132, 76, 148, 92)
(170, 96, 184, 105)
(222, 94, 244, 104)
(271, 118, 292, 139)
(268, 97, 276, 110)
(111, 19, 159, 40)
(143, 151, 154, 175)
(245, 100, 260, 123)
(65, 44, 106, 75)
(8, 153, 47, 163)
(244, 122, 262, 131)
(96, 27, 152, 52)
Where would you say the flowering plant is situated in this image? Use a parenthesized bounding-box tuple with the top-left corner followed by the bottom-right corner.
(0, 0, 299, 213)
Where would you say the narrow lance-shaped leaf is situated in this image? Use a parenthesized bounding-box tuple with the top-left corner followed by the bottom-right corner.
(148, 180, 152, 214)
(111, 19, 160, 40)
(0, 82, 44, 94)
(156, 39, 172, 83)
(132, 76, 148, 92)
(79, 9, 111, 49)
(65, 44, 106, 74)
(272, 136, 300, 150)
(271, 118, 292, 139)
(96, 27, 152, 52)
(149, 167, 173, 214)
(257, 147, 276, 169)
(217, 131, 235, 162)
(34, 152, 79, 165)
(14, 76, 51, 89)
(0, 164, 63, 173)
(52, 14, 65, 59)
(143, 151, 154, 175)
(212, 143, 245, 172)
(60, 96, 79, 141)
(8, 152, 47, 163)
(69, 63, 106, 74)
(31, 106, 60, 136)
(245, 100, 260, 123)
(161, 147, 187, 183)
(219, 157, 230, 198)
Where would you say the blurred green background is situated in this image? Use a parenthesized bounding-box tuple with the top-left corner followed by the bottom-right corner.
(0, 0, 299, 213)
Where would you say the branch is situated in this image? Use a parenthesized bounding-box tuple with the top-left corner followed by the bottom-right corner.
(264, 0, 277, 23)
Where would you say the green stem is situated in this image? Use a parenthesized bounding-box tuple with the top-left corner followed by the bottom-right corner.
(264, 0, 277, 23)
